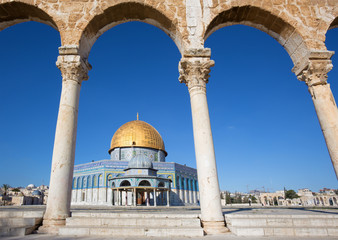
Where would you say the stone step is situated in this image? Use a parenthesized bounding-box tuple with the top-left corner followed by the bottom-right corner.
(230, 226, 338, 237)
(71, 211, 200, 219)
(0, 211, 44, 218)
(66, 217, 201, 227)
(0, 217, 41, 227)
(59, 226, 204, 237)
(227, 217, 338, 227)
(225, 214, 338, 237)
(0, 225, 37, 237)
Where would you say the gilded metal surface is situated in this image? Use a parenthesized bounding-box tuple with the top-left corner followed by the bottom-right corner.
(109, 120, 166, 154)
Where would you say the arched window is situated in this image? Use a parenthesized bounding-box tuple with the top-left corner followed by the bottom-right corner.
(139, 180, 151, 186)
(82, 177, 86, 189)
(93, 175, 97, 187)
(87, 176, 91, 188)
(99, 174, 103, 187)
(158, 182, 165, 188)
(77, 177, 81, 189)
(120, 180, 131, 187)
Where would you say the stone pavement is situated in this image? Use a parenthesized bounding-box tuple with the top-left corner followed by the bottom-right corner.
(1, 205, 338, 239)
(1, 233, 338, 240)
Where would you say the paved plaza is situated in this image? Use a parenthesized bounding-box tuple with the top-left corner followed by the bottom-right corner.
(1, 234, 338, 240)
(1, 205, 338, 239)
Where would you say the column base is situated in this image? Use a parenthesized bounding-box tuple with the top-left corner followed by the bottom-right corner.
(38, 219, 66, 234)
(202, 220, 229, 235)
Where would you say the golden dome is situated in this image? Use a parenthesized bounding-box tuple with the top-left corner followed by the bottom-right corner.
(109, 120, 167, 155)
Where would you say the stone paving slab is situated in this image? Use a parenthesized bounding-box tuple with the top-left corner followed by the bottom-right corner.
(2, 205, 337, 215)
(1, 206, 338, 239)
(1, 233, 338, 240)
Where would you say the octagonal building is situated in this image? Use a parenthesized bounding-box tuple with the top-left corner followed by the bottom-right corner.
(71, 118, 199, 206)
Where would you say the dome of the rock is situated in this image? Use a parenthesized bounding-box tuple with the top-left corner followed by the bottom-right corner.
(109, 120, 167, 156)
(128, 154, 153, 169)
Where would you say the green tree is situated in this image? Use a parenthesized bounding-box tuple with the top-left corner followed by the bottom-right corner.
(249, 195, 257, 203)
(234, 193, 242, 203)
(1, 184, 10, 196)
(285, 189, 299, 199)
(225, 191, 231, 204)
(12, 188, 21, 195)
(1, 184, 11, 206)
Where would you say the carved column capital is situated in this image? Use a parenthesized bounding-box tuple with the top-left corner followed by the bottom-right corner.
(56, 46, 92, 84)
(297, 59, 333, 87)
(179, 58, 214, 94)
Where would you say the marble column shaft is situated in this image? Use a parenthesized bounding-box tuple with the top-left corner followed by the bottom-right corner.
(297, 53, 338, 179)
(43, 47, 91, 232)
(179, 48, 226, 233)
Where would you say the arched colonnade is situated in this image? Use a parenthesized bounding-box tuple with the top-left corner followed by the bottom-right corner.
(1, 0, 337, 235)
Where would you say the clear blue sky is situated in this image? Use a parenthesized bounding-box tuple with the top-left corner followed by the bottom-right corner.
(0, 20, 337, 193)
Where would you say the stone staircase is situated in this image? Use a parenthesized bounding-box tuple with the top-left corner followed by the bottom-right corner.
(59, 211, 204, 237)
(0, 209, 44, 237)
(225, 214, 338, 237)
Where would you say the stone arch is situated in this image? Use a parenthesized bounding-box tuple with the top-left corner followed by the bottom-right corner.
(328, 17, 338, 30)
(204, 6, 308, 65)
(120, 180, 131, 187)
(107, 174, 113, 181)
(78, 2, 182, 58)
(138, 180, 151, 187)
(0, 2, 58, 31)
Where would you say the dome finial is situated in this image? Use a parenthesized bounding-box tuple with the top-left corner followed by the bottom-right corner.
(137, 112, 139, 120)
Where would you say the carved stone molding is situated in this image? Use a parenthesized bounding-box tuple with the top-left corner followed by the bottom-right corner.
(179, 59, 214, 94)
(297, 59, 333, 87)
(56, 54, 91, 84)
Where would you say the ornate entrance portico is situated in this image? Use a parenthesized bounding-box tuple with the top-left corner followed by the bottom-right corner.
(111, 187, 170, 207)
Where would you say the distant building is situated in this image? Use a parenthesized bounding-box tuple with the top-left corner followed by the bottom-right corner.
(0, 184, 48, 206)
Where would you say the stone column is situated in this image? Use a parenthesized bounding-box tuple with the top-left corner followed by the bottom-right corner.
(153, 189, 157, 206)
(117, 190, 120, 205)
(167, 190, 170, 207)
(133, 188, 137, 206)
(125, 190, 128, 206)
(41, 46, 91, 233)
(295, 51, 338, 179)
(145, 191, 149, 206)
(179, 48, 227, 234)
